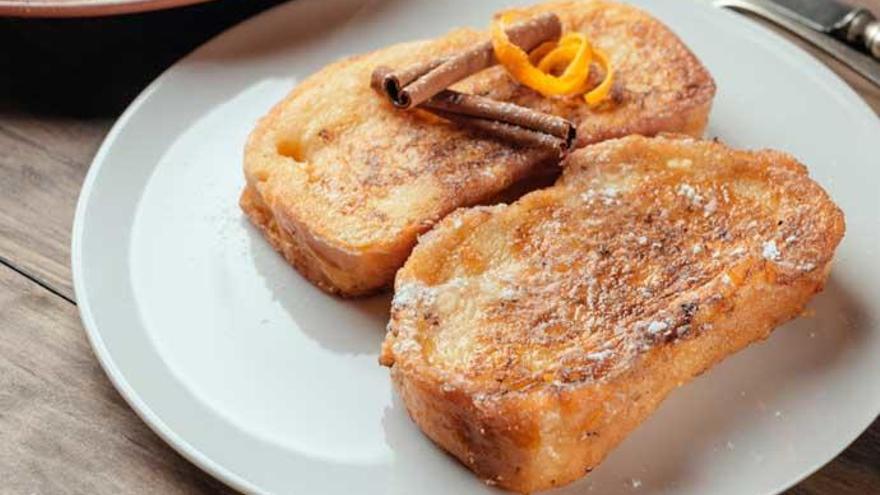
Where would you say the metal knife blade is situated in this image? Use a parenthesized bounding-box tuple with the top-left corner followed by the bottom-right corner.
(716, 0, 880, 87)
(765, 0, 880, 59)
(768, 0, 855, 33)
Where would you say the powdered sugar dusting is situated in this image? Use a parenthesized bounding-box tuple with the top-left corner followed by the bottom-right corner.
(499, 286, 519, 300)
(799, 262, 816, 272)
(384, 138, 839, 396)
(646, 320, 668, 335)
(677, 183, 703, 205)
(762, 240, 781, 261)
(581, 186, 621, 206)
(393, 336, 422, 355)
(392, 282, 435, 308)
(586, 349, 614, 361)
(703, 198, 717, 216)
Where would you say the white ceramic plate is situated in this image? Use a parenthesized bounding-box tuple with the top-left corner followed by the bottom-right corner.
(72, 0, 880, 493)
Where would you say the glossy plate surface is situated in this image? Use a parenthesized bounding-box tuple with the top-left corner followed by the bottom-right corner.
(72, 0, 880, 493)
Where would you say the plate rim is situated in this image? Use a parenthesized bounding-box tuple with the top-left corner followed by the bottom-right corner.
(69, 2, 293, 494)
(0, 0, 212, 18)
(71, 1, 880, 494)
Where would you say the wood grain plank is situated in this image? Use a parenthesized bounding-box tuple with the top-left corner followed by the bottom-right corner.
(0, 110, 107, 300)
(0, 0, 288, 301)
(0, 263, 233, 494)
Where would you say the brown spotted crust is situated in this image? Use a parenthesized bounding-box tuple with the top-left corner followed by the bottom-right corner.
(380, 135, 845, 492)
(241, 0, 716, 296)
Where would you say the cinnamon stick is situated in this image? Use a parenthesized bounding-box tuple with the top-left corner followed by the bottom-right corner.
(377, 12, 562, 109)
(426, 108, 568, 155)
(370, 58, 448, 104)
(369, 13, 575, 153)
(423, 89, 575, 149)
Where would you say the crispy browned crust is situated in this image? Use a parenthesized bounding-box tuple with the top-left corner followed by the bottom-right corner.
(381, 135, 845, 492)
(241, 0, 716, 296)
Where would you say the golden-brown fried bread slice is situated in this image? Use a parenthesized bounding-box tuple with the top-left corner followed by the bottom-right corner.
(241, 0, 716, 296)
(380, 135, 845, 492)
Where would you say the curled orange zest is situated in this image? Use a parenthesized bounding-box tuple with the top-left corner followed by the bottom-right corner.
(491, 13, 614, 106)
(584, 48, 614, 106)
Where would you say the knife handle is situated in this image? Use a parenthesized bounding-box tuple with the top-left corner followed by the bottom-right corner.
(845, 9, 880, 59)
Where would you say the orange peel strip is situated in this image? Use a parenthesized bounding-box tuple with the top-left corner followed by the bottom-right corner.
(491, 12, 614, 106)
(584, 48, 614, 106)
(491, 13, 592, 97)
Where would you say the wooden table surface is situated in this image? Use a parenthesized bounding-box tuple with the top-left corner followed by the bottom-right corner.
(0, 1, 878, 493)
